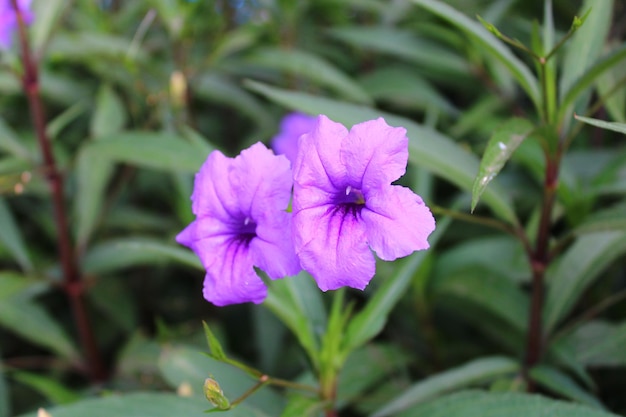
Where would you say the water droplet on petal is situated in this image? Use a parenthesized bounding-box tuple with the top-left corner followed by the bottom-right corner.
(498, 142, 506, 150)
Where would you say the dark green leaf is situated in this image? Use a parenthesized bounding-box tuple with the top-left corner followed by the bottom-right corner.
(203, 321, 227, 361)
(394, 390, 620, 417)
(0, 198, 33, 271)
(247, 48, 372, 104)
(91, 84, 127, 138)
(411, 0, 540, 110)
(372, 357, 519, 417)
(11, 371, 80, 405)
(544, 231, 626, 335)
(81, 237, 202, 275)
(530, 365, 603, 408)
(575, 114, 626, 135)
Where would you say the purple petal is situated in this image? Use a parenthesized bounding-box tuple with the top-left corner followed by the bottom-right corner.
(230, 142, 293, 221)
(271, 112, 318, 166)
(190, 150, 240, 221)
(250, 215, 301, 279)
(293, 115, 348, 196)
(293, 204, 375, 291)
(202, 239, 267, 306)
(341, 118, 408, 191)
(362, 185, 435, 261)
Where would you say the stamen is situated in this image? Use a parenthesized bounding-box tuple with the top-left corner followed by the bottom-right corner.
(346, 186, 352, 196)
(244, 217, 250, 226)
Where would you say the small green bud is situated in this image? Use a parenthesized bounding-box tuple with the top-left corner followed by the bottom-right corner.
(477, 15, 502, 38)
(204, 378, 230, 410)
(571, 16, 582, 30)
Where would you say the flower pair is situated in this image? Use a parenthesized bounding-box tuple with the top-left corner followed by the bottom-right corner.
(177, 115, 436, 306)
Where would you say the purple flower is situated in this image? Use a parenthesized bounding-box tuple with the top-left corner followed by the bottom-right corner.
(292, 116, 435, 291)
(176, 142, 301, 306)
(270, 112, 318, 166)
(0, 0, 32, 49)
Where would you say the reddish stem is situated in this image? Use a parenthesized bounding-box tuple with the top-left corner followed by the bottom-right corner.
(524, 154, 559, 387)
(10, 0, 106, 382)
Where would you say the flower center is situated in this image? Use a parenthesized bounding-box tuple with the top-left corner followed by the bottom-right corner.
(237, 216, 257, 243)
(344, 185, 365, 205)
(330, 185, 366, 220)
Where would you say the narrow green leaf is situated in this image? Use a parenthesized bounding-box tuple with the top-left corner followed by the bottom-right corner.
(11, 371, 79, 405)
(343, 215, 451, 354)
(471, 117, 534, 211)
(31, 0, 66, 54)
(247, 48, 372, 104)
(411, 0, 540, 110)
(0, 197, 33, 271)
(15, 392, 269, 417)
(574, 201, 626, 235)
(47, 101, 88, 140)
(575, 321, 626, 367)
(79, 132, 209, 173)
(81, 237, 202, 275)
(326, 26, 469, 80)
(91, 85, 127, 138)
(280, 394, 323, 417)
(245, 81, 517, 224)
(433, 267, 529, 333)
(74, 146, 115, 250)
(203, 321, 227, 361)
(372, 356, 519, 417)
(0, 118, 31, 160)
(559, 0, 614, 121)
(530, 365, 603, 408)
(575, 114, 626, 135)
(0, 299, 78, 359)
(264, 272, 326, 369)
(394, 390, 620, 417)
(595, 49, 626, 123)
(543, 231, 626, 335)
(560, 45, 626, 125)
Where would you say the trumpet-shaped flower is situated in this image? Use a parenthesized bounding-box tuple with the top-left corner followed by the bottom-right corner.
(292, 116, 435, 291)
(0, 0, 32, 49)
(271, 112, 318, 166)
(176, 142, 301, 306)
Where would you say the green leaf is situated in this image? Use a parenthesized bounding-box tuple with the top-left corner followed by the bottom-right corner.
(11, 371, 80, 405)
(575, 114, 626, 135)
(573, 321, 626, 367)
(595, 47, 626, 123)
(372, 356, 519, 417)
(88, 277, 137, 333)
(530, 365, 603, 408)
(394, 390, 620, 417)
(245, 81, 517, 224)
(560, 45, 626, 126)
(203, 321, 227, 361)
(574, 201, 626, 235)
(246, 48, 372, 104)
(78, 132, 209, 173)
(280, 393, 324, 417)
(91, 85, 127, 138)
(433, 267, 529, 334)
(337, 344, 411, 407)
(0, 298, 77, 359)
(471, 117, 534, 211)
(158, 345, 282, 415)
(31, 0, 66, 54)
(0, 197, 33, 271)
(358, 66, 458, 115)
(74, 146, 115, 250)
(81, 237, 202, 275)
(411, 0, 540, 110)
(47, 101, 89, 140)
(343, 214, 451, 354)
(15, 392, 268, 417)
(325, 26, 469, 81)
(0, 118, 31, 160)
(543, 231, 626, 335)
(559, 0, 614, 123)
(264, 272, 326, 370)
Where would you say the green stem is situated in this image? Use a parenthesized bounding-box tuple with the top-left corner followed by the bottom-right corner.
(431, 205, 517, 235)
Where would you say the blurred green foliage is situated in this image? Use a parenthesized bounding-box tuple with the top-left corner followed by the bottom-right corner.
(1, 0, 626, 416)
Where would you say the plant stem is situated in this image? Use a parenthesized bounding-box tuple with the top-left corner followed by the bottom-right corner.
(11, 0, 105, 382)
(524, 154, 558, 385)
